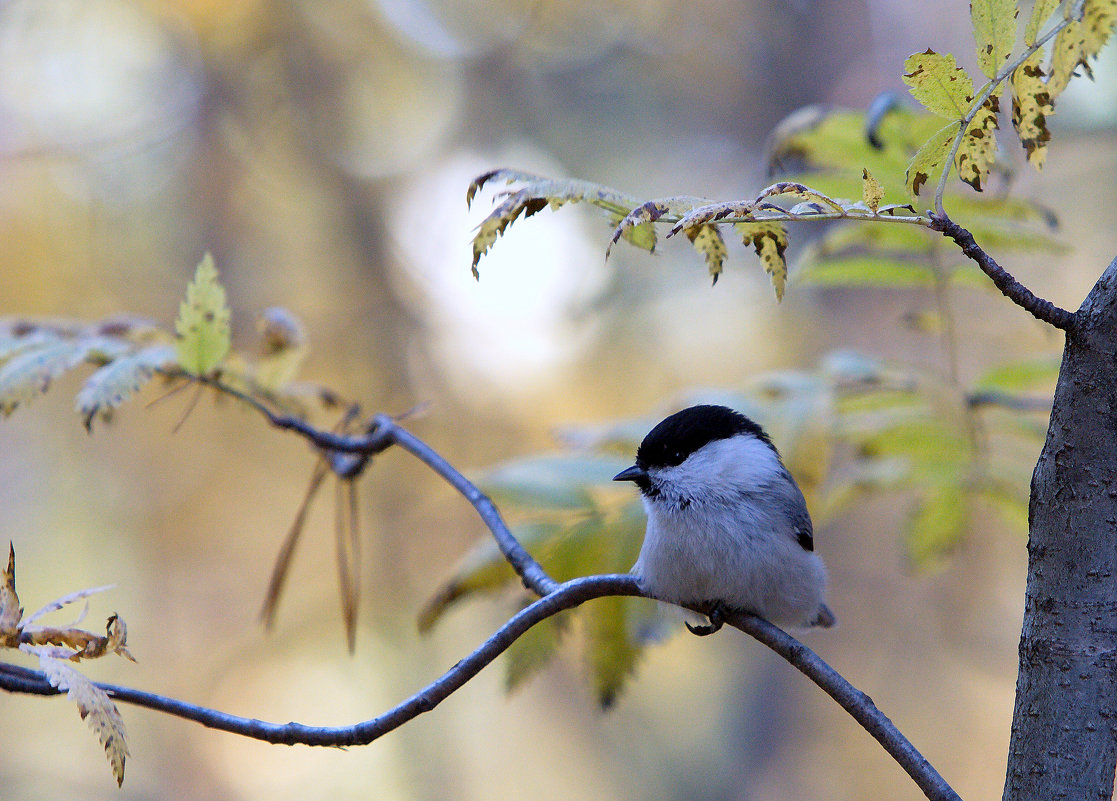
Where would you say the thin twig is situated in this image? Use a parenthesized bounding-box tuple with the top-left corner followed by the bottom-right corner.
(87, 380, 961, 800)
(372, 415, 558, 597)
(929, 213, 1075, 330)
(187, 378, 558, 597)
(0, 574, 961, 801)
(725, 610, 961, 801)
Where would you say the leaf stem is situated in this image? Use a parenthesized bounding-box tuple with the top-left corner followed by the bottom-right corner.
(932, 9, 1079, 216)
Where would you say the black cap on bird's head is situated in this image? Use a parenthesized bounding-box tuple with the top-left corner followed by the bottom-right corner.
(612, 405, 773, 485)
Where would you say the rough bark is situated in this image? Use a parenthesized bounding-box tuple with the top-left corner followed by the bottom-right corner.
(1003, 257, 1117, 801)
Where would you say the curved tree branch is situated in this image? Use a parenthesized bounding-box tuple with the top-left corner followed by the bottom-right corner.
(21, 384, 961, 800)
(929, 213, 1076, 330)
(1, 573, 960, 801)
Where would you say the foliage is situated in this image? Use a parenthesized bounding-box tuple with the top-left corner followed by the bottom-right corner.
(419, 348, 1056, 701)
(469, 0, 1111, 289)
(174, 253, 231, 377)
(1, 544, 134, 786)
(0, 256, 328, 431)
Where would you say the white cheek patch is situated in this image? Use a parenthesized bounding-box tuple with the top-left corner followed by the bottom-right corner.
(651, 436, 785, 503)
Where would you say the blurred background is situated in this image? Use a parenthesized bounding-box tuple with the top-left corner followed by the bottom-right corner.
(0, 0, 1115, 799)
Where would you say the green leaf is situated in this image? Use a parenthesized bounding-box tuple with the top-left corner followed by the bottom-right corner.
(76, 344, 177, 431)
(417, 522, 558, 632)
(480, 454, 617, 512)
(907, 486, 970, 566)
(972, 356, 1060, 393)
(504, 612, 569, 693)
(174, 254, 231, 376)
(1024, 0, 1060, 46)
(976, 483, 1029, 533)
(858, 420, 972, 486)
(906, 122, 961, 197)
(797, 255, 937, 287)
(584, 595, 642, 709)
(971, 0, 1019, 79)
(902, 50, 976, 118)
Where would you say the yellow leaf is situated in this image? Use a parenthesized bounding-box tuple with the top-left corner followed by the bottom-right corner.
(683, 224, 729, 285)
(1024, 0, 1060, 45)
(905, 121, 960, 197)
(607, 200, 669, 258)
(1046, 19, 1082, 96)
(1010, 51, 1053, 168)
(174, 254, 231, 376)
(955, 96, 1000, 190)
(861, 168, 885, 212)
(902, 49, 976, 118)
(971, 0, 1019, 79)
(735, 221, 789, 300)
(907, 487, 970, 567)
(1081, 0, 1117, 65)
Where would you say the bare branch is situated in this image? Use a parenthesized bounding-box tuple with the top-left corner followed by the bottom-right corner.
(1, 574, 960, 801)
(190, 379, 558, 597)
(724, 609, 961, 801)
(929, 213, 1075, 330)
(2, 575, 638, 746)
(110, 383, 960, 799)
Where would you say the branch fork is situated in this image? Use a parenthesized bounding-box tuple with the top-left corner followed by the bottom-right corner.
(2, 390, 961, 801)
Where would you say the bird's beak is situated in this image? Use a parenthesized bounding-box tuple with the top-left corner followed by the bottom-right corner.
(613, 465, 647, 482)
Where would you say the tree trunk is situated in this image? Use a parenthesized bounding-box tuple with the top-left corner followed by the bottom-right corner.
(1003, 257, 1117, 801)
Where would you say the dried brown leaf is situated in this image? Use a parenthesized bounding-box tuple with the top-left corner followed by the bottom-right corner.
(0, 543, 20, 645)
(26, 646, 129, 786)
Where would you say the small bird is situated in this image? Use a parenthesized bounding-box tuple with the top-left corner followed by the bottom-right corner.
(613, 404, 835, 634)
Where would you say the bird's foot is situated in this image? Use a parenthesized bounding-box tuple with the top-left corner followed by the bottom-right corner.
(686, 602, 727, 636)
